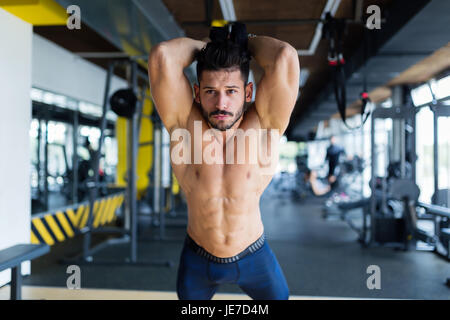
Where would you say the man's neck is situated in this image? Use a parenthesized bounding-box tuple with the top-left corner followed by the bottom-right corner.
(207, 117, 244, 145)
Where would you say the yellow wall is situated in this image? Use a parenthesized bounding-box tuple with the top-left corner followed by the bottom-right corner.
(0, 0, 67, 26)
(116, 91, 153, 199)
(115, 117, 128, 187)
(137, 95, 154, 198)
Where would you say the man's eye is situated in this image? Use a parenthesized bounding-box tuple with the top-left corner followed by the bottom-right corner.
(206, 90, 214, 94)
(228, 90, 237, 94)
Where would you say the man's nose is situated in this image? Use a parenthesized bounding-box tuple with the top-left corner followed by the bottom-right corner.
(215, 93, 228, 110)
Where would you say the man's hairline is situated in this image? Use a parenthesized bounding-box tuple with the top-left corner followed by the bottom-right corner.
(196, 67, 249, 87)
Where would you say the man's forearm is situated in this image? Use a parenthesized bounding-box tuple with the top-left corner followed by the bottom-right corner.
(248, 36, 297, 70)
(150, 37, 206, 69)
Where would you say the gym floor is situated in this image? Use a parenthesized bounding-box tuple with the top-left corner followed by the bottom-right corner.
(19, 184, 450, 300)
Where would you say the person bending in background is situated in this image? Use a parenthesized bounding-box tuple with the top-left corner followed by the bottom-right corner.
(304, 168, 331, 196)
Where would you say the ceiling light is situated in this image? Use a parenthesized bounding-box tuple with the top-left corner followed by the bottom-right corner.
(433, 75, 450, 99)
(411, 84, 433, 106)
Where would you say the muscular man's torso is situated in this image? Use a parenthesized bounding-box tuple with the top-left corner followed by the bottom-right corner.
(170, 103, 277, 257)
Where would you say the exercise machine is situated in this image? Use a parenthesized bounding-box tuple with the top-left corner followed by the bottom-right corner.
(62, 59, 172, 267)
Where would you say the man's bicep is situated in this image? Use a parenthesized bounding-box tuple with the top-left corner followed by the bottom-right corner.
(254, 48, 299, 132)
(254, 70, 299, 132)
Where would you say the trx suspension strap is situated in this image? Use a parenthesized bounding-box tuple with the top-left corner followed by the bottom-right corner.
(324, 12, 371, 130)
(359, 24, 371, 127)
(324, 13, 347, 124)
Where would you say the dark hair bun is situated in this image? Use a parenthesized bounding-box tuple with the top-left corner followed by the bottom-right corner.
(209, 22, 248, 50)
(209, 26, 229, 43)
(198, 22, 251, 84)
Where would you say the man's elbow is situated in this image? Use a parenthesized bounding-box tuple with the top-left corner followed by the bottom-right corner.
(277, 44, 300, 85)
(148, 43, 171, 79)
(277, 44, 299, 65)
(149, 43, 167, 66)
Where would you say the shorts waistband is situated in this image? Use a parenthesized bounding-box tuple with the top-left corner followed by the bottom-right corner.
(185, 233, 266, 264)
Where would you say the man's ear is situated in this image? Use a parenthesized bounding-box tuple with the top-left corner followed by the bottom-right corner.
(194, 83, 200, 104)
(245, 82, 254, 103)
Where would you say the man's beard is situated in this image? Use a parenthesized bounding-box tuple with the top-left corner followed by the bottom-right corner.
(200, 101, 248, 131)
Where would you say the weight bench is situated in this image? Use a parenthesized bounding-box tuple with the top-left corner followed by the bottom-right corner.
(337, 197, 370, 211)
(337, 197, 370, 244)
(0, 244, 49, 300)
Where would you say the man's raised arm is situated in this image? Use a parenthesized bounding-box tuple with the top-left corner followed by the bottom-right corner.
(148, 38, 205, 131)
(248, 36, 300, 134)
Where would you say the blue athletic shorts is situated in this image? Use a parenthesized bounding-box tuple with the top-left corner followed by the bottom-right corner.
(176, 233, 289, 300)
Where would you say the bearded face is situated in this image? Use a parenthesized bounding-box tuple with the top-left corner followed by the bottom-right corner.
(194, 69, 253, 131)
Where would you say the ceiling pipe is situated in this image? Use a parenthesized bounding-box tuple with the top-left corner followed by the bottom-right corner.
(297, 0, 341, 56)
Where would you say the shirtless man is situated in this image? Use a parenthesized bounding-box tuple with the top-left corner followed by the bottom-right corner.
(148, 23, 300, 300)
